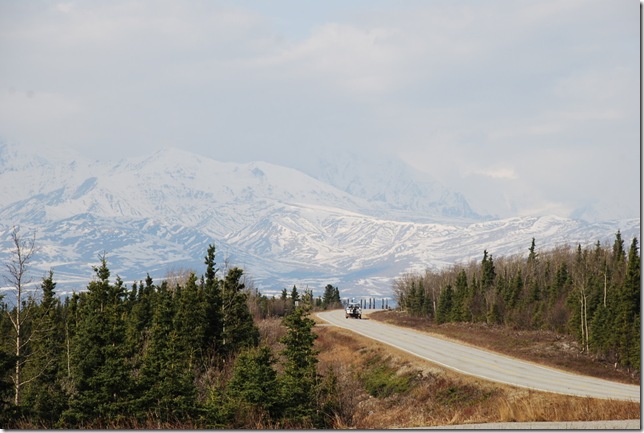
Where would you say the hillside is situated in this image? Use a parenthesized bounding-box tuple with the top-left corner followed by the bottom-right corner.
(0, 144, 639, 299)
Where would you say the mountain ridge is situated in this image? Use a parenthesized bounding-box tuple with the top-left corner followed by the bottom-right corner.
(0, 144, 639, 300)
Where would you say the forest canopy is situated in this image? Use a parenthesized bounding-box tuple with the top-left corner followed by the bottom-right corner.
(394, 233, 640, 373)
(0, 239, 340, 429)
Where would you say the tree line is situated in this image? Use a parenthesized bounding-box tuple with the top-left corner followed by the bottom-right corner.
(0, 235, 342, 428)
(394, 232, 640, 373)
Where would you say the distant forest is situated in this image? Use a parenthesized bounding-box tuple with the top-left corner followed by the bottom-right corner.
(394, 231, 640, 374)
(0, 236, 343, 429)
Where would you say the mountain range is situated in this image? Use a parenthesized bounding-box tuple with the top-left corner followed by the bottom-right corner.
(0, 144, 639, 301)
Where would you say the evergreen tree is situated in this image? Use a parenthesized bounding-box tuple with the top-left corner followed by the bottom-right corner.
(528, 238, 538, 263)
(124, 277, 155, 383)
(611, 230, 627, 288)
(453, 269, 469, 321)
(0, 348, 17, 426)
(301, 287, 314, 307)
(612, 230, 626, 264)
(589, 299, 616, 361)
(203, 244, 223, 355)
(481, 250, 496, 289)
(526, 238, 540, 303)
(62, 255, 133, 426)
(504, 269, 523, 310)
(174, 272, 207, 368)
(436, 285, 454, 324)
(136, 284, 198, 424)
(407, 280, 419, 315)
(221, 267, 259, 359)
(616, 238, 640, 369)
(391, 234, 638, 371)
(486, 300, 502, 325)
(21, 271, 67, 426)
(278, 306, 319, 426)
(225, 346, 279, 424)
(322, 284, 341, 310)
(417, 279, 428, 317)
(333, 287, 341, 306)
(467, 274, 485, 322)
(623, 238, 640, 316)
(290, 285, 300, 304)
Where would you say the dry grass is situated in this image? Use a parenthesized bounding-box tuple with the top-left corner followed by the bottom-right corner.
(13, 313, 637, 429)
(314, 322, 640, 429)
(370, 310, 639, 384)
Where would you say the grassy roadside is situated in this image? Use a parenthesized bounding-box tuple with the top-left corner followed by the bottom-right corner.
(312, 313, 640, 429)
(368, 310, 639, 385)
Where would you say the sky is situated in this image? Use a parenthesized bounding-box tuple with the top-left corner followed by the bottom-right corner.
(0, 0, 640, 220)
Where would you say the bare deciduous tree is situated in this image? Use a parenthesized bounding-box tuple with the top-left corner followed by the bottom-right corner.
(3, 227, 37, 406)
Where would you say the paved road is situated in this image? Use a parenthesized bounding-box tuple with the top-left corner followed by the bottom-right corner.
(316, 309, 640, 402)
(423, 420, 641, 429)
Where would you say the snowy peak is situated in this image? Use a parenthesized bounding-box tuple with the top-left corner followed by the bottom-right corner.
(0, 144, 639, 300)
(0, 144, 480, 224)
(308, 150, 480, 221)
(0, 145, 100, 209)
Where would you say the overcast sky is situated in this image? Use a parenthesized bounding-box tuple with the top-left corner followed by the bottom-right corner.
(0, 0, 639, 220)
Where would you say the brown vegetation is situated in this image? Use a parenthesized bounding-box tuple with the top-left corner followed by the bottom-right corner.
(370, 309, 639, 385)
(314, 319, 640, 429)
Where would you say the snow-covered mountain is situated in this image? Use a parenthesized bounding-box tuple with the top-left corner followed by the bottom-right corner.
(0, 145, 639, 301)
(306, 151, 482, 222)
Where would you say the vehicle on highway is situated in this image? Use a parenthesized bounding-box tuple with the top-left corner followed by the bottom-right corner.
(345, 303, 362, 319)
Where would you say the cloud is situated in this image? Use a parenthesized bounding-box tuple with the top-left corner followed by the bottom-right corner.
(0, 88, 83, 147)
(260, 23, 402, 97)
(0, 0, 638, 220)
(472, 168, 517, 180)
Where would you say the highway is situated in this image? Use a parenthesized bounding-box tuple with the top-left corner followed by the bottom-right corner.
(316, 309, 640, 402)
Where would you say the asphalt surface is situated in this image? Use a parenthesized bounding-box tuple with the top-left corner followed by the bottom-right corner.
(422, 419, 641, 429)
(316, 309, 641, 402)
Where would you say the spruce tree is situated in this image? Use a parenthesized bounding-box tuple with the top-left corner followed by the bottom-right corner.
(504, 269, 523, 310)
(612, 230, 626, 264)
(407, 280, 419, 315)
(322, 284, 336, 309)
(21, 271, 67, 426)
(417, 279, 428, 317)
(453, 269, 469, 321)
(611, 230, 627, 288)
(436, 285, 454, 324)
(137, 284, 198, 424)
(203, 244, 223, 355)
(62, 255, 133, 426)
(0, 348, 17, 426)
(278, 306, 319, 427)
(220, 267, 259, 359)
(225, 346, 279, 424)
(174, 272, 207, 368)
(290, 285, 300, 305)
(481, 250, 496, 289)
(527, 238, 538, 263)
(616, 238, 640, 369)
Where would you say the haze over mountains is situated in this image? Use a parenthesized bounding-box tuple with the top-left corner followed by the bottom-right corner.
(0, 144, 639, 300)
